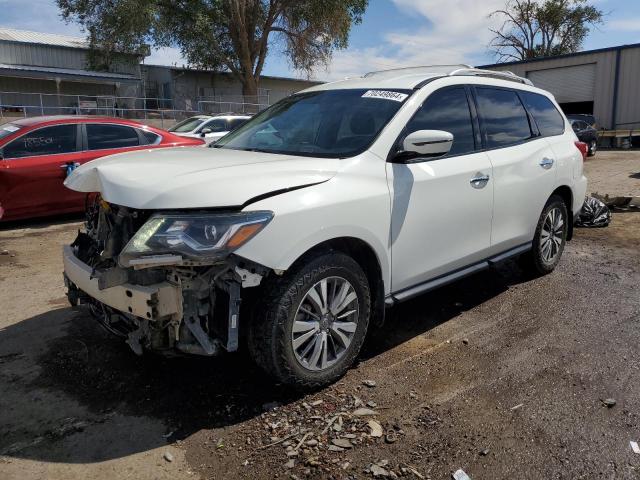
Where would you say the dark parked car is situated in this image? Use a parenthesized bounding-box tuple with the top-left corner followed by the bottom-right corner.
(567, 114, 596, 128)
(569, 118, 598, 157)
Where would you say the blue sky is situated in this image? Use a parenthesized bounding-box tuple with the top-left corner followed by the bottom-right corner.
(1, 0, 639, 80)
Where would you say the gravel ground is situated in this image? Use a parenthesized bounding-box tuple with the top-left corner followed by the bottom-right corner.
(0, 154, 639, 480)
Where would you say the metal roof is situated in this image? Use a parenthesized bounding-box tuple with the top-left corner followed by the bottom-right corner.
(0, 63, 139, 82)
(0, 27, 89, 49)
(478, 42, 640, 68)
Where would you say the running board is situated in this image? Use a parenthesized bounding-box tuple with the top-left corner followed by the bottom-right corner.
(385, 243, 531, 305)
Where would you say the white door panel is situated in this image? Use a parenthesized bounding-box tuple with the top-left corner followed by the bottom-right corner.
(388, 151, 493, 292)
(487, 138, 557, 253)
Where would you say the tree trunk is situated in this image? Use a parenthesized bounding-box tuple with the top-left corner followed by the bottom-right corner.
(242, 73, 259, 97)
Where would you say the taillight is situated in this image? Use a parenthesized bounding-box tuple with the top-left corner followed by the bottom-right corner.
(575, 141, 588, 161)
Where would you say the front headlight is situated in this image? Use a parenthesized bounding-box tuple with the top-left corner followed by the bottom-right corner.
(119, 211, 273, 267)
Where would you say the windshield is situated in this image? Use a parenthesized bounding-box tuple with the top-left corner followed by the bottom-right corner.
(0, 123, 22, 141)
(214, 89, 412, 158)
(169, 117, 209, 133)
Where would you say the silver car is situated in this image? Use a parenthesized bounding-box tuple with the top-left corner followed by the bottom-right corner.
(169, 114, 251, 144)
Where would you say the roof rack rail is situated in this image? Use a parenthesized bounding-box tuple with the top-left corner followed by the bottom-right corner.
(363, 64, 473, 78)
(361, 64, 533, 86)
(449, 67, 533, 86)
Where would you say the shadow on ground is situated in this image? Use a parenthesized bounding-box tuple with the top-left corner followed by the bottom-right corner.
(0, 260, 528, 464)
(0, 213, 83, 231)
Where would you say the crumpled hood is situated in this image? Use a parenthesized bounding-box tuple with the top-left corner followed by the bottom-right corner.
(65, 146, 339, 209)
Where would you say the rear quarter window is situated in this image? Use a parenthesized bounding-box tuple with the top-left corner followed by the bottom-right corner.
(475, 87, 533, 148)
(520, 92, 565, 137)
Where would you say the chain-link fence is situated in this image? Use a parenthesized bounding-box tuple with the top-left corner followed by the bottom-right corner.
(0, 91, 271, 128)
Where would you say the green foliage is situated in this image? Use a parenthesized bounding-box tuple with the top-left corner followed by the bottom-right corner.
(489, 0, 604, 62)
(57, 0, 367, 94)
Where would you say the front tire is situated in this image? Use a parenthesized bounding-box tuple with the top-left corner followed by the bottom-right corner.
(520, 195, 569, 275)
(248, 252, 371, 389)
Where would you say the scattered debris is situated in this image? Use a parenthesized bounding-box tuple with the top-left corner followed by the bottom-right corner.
(0, 249, 9, 255)
(328, 445, 345, 452)
(631, 441, 640, 454)
(385, 430, 398, 444)
(162, 431, 174, 439)
(452, 468, 472, 480)
(479, 448, 490, 456)
(363, 380, 377, 388)
(601, 398, 617, 408)
(367, 420, 384, 438)
(331, 438, 353, 449)
(576, 196, 611, 227)
(294, 432, 311, 451)
(401, 465, 425, 479)
(462, 338, 469, 345)
(366, 401, 378, 408)
(163, 451, 174, 462)
(310, 399, 323, 406)
(257, 433, 298, 450)
(510, 403, 524, 411)
(285, 459, 295, 469)
(370, 464, 390, 477)
(353, 408, 378, 416)
(367, 460, 391, 478)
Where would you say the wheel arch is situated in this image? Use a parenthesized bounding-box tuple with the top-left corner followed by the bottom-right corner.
(287, 237, 387, 328)
(551, 185, 574, 240)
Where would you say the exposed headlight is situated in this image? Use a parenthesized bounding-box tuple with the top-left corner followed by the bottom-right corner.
(119, 211, 273, 266)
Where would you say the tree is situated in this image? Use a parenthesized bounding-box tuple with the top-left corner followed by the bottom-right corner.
(489, 0, 603, 62)
(57, 0, 368, 96)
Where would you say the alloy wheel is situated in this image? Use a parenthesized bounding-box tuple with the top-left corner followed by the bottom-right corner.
(291, 276, 359, 371)
(540, 207, 565, 263)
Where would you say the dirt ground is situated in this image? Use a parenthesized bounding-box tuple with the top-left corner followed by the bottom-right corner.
(1, 152, 639, 480)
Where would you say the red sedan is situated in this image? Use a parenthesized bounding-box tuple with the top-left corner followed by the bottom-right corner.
(0, 116, 204, 221)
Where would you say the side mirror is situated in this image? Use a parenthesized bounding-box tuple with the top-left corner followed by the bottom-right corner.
(391, 130, 453, 163)
(201, 128, 212, 137)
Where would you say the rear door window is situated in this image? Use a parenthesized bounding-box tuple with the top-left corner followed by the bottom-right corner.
(475, 88, 533, 148)
(3, 124, 78, 158)
(141, 130, 161, 145)
(87, 124, 140, 150)
(520, 92, 565, 137)
(404, 87, 476, 156)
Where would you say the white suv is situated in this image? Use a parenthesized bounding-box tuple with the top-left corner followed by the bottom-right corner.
(63, 65, 587, 388)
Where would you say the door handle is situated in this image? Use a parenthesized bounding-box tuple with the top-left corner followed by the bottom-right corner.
(470, 173, 490, 189)
(539, 158, 554, 169)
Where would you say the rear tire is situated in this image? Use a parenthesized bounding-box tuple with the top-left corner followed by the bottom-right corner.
(520, 195, 568, 275)
(248, 252, 371, 389)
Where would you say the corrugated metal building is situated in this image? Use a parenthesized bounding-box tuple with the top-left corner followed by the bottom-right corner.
(0, 27, 144, 106)
(480, 43, 640, 129)
(0, 27, 319, 116)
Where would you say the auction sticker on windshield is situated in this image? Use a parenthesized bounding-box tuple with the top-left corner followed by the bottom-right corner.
(361, 90, 408, 102)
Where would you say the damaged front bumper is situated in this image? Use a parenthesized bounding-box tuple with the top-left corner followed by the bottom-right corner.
(63, 243, 259, 357)
(63, 245, 182, 320)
